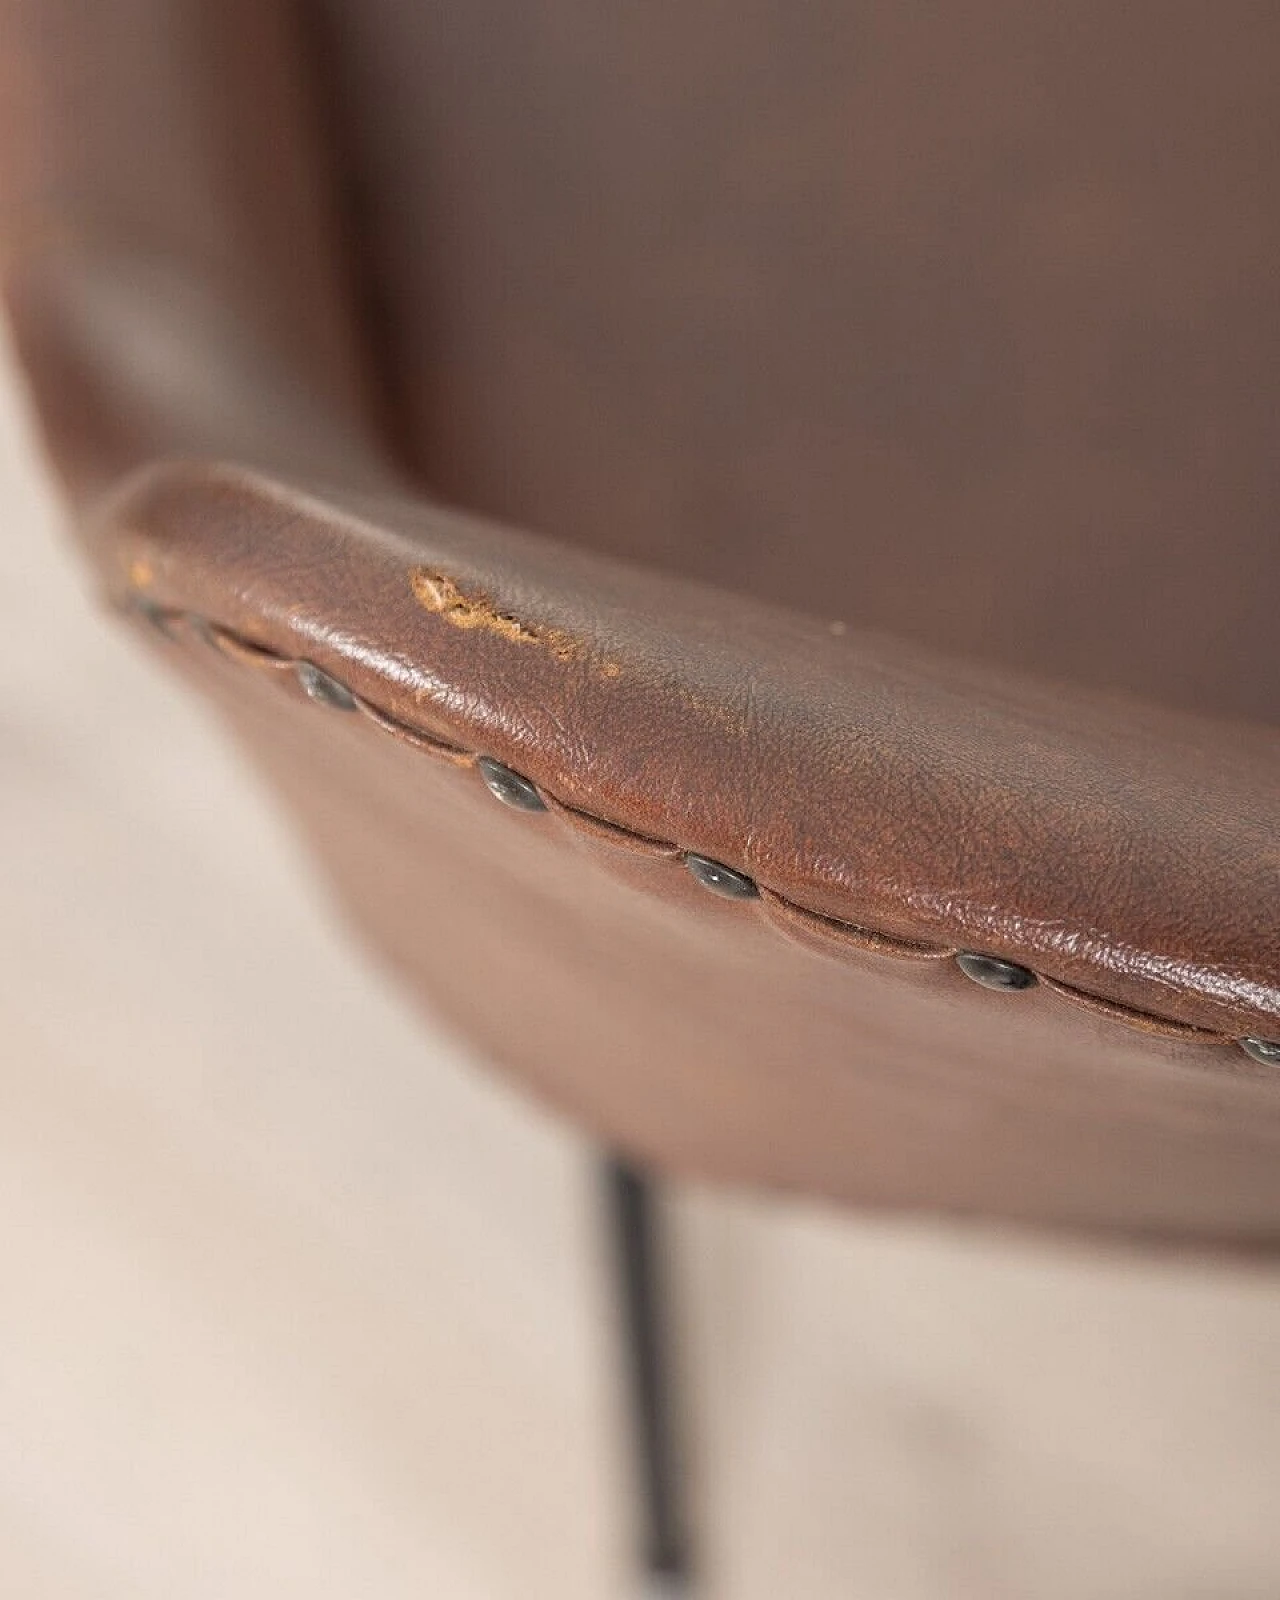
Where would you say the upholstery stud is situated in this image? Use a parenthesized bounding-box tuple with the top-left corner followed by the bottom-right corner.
(477, 756, 547, 812)
(955, 951, 1039, 991)
(684, 853, 759, 899)
(130, 594, 177, 636)
(1240, 1037, 1280, 1067)
(295, 661, 358, 710)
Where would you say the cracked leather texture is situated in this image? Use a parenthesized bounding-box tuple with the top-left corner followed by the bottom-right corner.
(102, 461, 1280, 1047)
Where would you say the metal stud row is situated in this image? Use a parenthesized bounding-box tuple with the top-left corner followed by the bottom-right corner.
(130, 591, 1280, 1070)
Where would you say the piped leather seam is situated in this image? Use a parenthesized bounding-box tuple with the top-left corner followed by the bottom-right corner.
(128, 596, 1276, 1064)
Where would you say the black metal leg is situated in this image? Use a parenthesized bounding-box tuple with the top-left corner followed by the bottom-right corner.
(604, 1155, 693, 1594)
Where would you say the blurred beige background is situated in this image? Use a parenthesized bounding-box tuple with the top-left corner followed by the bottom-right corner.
(2, 328, 1279, 1599)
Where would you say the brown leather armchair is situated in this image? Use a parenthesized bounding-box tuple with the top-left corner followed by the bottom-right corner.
(5, 1, 1280, 1587)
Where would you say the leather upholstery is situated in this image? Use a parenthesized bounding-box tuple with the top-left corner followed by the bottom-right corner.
(5, 0, 1280, 1240)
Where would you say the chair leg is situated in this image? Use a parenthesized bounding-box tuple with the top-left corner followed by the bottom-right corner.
(604, 1155, 693, 1595)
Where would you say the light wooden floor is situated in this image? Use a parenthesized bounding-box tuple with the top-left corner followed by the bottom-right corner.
(3, 336, 1280, 1599)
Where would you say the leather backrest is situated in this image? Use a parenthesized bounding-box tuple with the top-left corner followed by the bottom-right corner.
(313, 0, 1280, 724)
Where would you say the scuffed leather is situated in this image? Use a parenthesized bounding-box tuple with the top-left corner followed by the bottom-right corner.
(102, 460, 1280, 1044)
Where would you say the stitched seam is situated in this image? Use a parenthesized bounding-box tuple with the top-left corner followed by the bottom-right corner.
(132, 599, 1274, 1059)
